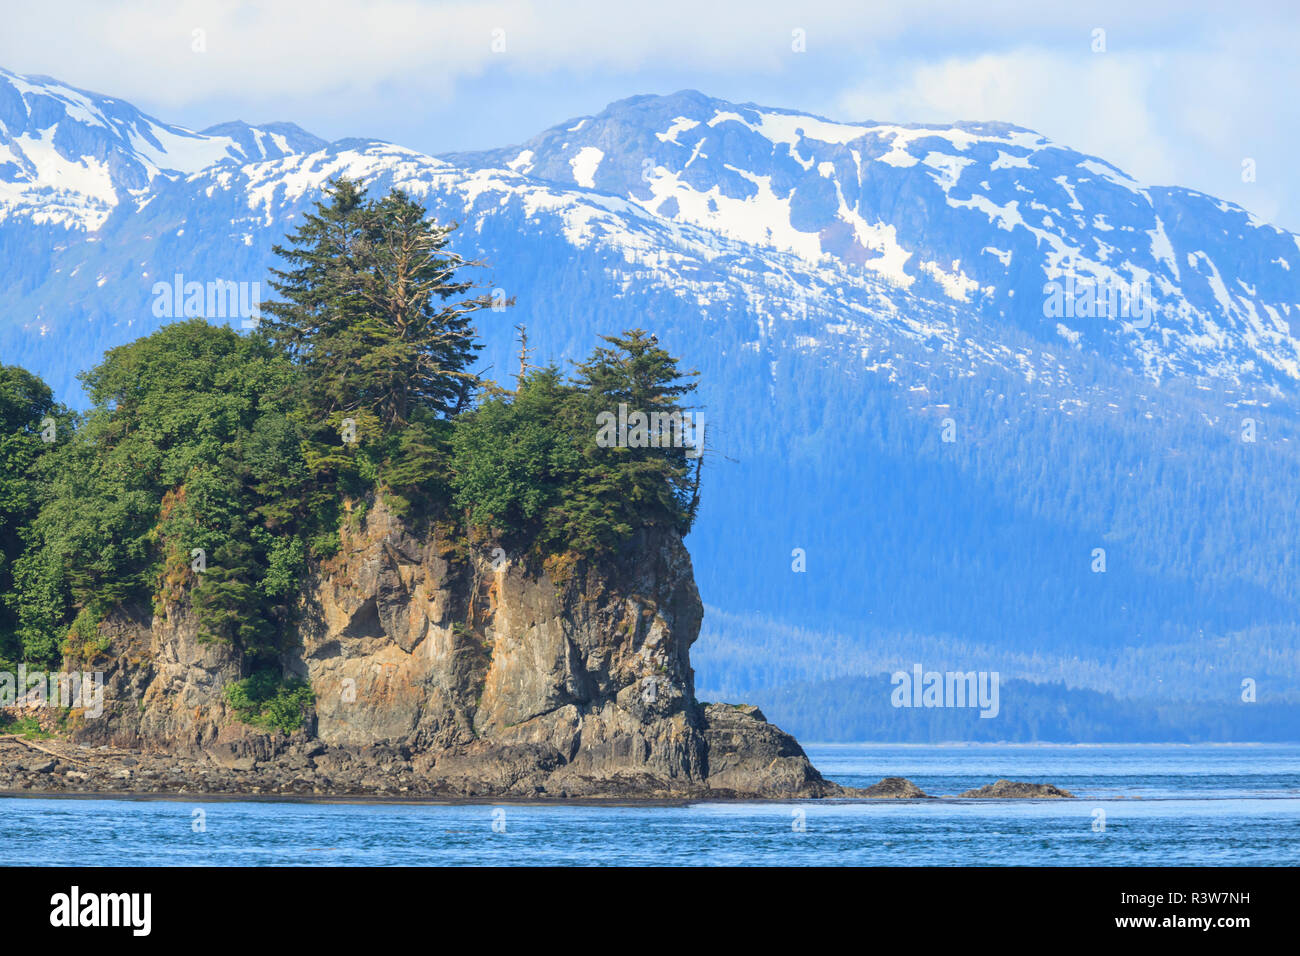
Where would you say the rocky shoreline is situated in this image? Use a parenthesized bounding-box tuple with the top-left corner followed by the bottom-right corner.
(0, 731, 847, 800)
(0, 733, 1073, 802)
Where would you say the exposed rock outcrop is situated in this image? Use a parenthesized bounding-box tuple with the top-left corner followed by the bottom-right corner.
(26, 499, 892, 799)
(700, 703, 848, 796)
(861, 776, 930, 798)
(959, 779, 1076, 798)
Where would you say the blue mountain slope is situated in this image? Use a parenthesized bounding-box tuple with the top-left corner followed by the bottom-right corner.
(1, 72, 1297, 733)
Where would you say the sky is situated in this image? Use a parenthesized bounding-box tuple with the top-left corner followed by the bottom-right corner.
(4, 0, 1299, 230)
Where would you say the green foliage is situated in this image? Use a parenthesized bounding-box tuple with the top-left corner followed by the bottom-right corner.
(381, 413, 453, 518)
(0, 365, 64, 667)
(258, 531, 306, 600)
(566, 329, 702, 549)
(264, 178, 492, 429)
(62, 603, 108, 664)
(193, 526, 274, 654)
(448, 339, 702, 555)
(450, 366, 580, 546)
(9, 321, 307, 669)
(260, 178, 499, 536)
(224, 672, 315, 734)
(0, 712, 52, 739)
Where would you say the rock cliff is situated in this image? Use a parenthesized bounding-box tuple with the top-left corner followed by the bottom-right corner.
(59, 500, 856, 799)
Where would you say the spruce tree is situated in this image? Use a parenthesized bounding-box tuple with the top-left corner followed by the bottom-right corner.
(263, 178, 496, 431)
(567, 329, 702, 547)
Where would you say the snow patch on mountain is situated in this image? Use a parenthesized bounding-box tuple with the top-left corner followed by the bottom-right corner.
(570, 146, 603, 188)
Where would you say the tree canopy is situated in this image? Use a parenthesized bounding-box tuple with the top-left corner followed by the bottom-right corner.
(263, 178, 492, 429)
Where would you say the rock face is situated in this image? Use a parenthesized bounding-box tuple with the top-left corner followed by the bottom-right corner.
(53, 499, 862, 799)
(959, 779, 1076, 799)
(700, 704, 845, 797)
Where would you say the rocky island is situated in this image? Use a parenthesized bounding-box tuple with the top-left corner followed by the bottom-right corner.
(0, 180, 883, 802)
(0, 181, 1069, 804)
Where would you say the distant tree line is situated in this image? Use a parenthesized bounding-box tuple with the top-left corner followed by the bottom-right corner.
(745, 674, 1300, 743)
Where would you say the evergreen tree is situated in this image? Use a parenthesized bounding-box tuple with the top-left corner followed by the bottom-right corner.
(450, 366, 580, 543)
(263, 178, 496, 431)
(9, 322, 299, 667)
(355, 189, 494, 425)
(192, 518, 275, 665)
(566, 329, 702, 547)
(261, 177, 370, 373)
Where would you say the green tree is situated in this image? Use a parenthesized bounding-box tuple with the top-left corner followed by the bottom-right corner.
(192, 518, 276, 664)
(0, 365, 63, 665)
(263, 178, 495, 430)
(10, 321, 301, 666)
(449, 334, 705, 556)
(450, 366, 580, 544)
(564, 329, 702, 549)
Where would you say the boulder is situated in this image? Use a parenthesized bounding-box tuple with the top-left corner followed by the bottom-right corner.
(861, 776, 929, 798)
(959, 779, 1075, 798)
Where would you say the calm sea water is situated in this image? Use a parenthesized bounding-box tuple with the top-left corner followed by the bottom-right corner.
(3, 744, 1297, 866)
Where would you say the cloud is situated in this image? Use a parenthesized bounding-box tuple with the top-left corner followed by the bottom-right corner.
(0, 0, 1229, 104)
(3, 0, 1298, 228)
(837, 50, 1178, 182)
(832, 31, 1300, 229)
(3, 0, 860, 103)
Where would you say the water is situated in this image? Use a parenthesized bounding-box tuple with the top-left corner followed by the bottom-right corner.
(3, 744, 1297, 865)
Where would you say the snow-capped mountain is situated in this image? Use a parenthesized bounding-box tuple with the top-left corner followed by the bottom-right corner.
(6, 75, 1298, 406)
(2, 70, 1298, 717)
(0, 67, 324, 230)
(450, 90, 1300, 391)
